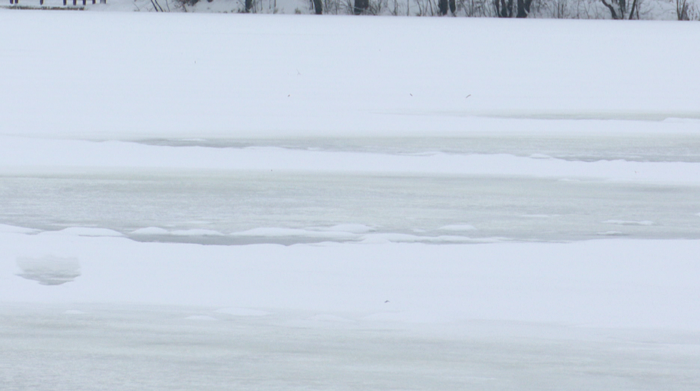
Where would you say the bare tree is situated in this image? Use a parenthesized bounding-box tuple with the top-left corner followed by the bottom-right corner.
(495, 0, 514, 16)
(151, 0, 165, 11)
(494, 0, 536, 16)
(516, 0, 533, 15)
(354, 0, 368, 13)
(438, 0, 456, 14)
(676, 0, 698, 19)
(322, 0, 341, 13)
(458, 0, 491, 16)
(599, 0, 642, 18)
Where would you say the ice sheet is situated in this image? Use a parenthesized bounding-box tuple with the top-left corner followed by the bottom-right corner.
(2, 304, 699, 391)
(2, 171, 700, 244)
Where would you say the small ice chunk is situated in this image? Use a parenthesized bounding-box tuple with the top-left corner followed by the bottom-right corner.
(603, 220, 653, 226)
(426, 235, 476, 243)
(232, 227, 308, 237)
(131, 227, 169, 235)
(664, 117, 700, 123)
(232, 227, 356, 239)
(16, 256, 81, 286)
(214, 307, 269, 317)
(171, 229, 224, 236)
(598, 231, 625, 236)
(47, 227, 123, 237)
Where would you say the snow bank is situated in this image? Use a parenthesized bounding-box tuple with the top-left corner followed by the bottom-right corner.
(2, 231, 700, 330)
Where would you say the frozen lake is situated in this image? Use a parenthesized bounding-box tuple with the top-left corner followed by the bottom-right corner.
(2, 10, 700, 391)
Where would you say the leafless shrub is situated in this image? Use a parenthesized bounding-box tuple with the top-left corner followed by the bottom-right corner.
(146, 0, 180, 11)
(414, 0, 438, 15)
(388, 0, 405, 14)
(598, 0, 642, 18)
(367, 0, 387, 13)
(531, 0, 588, 18)
(322, 0, 342, 13)
(457, 0, 492, 15)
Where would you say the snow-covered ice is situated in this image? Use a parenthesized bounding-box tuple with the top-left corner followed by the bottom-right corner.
(1, 10, 700, 390)
(15, 255, 81, 286)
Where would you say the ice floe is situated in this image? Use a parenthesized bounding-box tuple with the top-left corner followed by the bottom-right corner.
(16, 256, 81, 286)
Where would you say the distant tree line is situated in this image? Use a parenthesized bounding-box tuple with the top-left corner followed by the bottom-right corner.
(179, 0, 698, 20)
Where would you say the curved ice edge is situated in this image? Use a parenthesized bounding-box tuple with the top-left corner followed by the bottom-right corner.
(602, 220, 654, 226)
(1, 225, 126, 238)
(0, 224, 40, 234)
(128, 137, 700, 164)
(43, 227, 124, 237)
(4, 223, 656, 245)
(448, 110, 700, 122)
(125, 226, 499, 244)
(125, 232, 503, 246)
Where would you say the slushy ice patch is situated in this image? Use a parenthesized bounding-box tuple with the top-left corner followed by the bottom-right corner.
(16, 256, 81, 286)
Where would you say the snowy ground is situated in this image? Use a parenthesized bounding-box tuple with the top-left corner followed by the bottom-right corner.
(1, 10, 700, 390)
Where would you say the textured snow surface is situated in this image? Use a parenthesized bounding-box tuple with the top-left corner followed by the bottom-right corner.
(2, 13, 700, 140)
(1, 11, 700, 390)
(2, 304, 700, 391)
